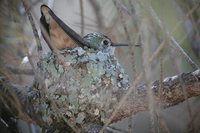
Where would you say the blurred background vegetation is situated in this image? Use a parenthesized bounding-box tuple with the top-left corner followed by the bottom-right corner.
(0, 0, 200, 132)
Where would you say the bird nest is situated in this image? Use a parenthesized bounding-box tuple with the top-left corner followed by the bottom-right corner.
(29, 47, 129, 131)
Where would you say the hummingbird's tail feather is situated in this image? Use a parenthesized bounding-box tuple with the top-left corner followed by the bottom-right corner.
(40, 4, 90, 50)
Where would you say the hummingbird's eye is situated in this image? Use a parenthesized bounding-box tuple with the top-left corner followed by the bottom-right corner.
(102, 39, 111, 47)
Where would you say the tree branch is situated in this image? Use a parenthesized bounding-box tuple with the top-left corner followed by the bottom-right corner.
(113, 69, 200, 122)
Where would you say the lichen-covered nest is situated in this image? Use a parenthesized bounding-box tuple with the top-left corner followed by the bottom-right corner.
(29, 47, 129, 131)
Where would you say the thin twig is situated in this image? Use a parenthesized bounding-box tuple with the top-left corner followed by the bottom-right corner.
(128, 0, 141, 46)
(120, 0, 138, 133)
(141, 18, 156, 133)
(155, 46, 171, 133)
(88, 0, 105, 31)
(113, 0, 136, 77)
(79, 0, 84, 36)
(22, 0, 42, 16)
(170, 36, 199, 69)
(21, 0, 42, 59)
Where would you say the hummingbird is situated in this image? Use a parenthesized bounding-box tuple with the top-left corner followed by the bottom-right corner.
(40, 4, 128, 51)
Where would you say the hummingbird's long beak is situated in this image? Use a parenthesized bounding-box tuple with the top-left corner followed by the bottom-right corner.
(111, 42, 129, 47)
(40, 5, 91, 49)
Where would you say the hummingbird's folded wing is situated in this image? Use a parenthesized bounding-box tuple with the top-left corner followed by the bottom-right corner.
(40, 5, 90, 50)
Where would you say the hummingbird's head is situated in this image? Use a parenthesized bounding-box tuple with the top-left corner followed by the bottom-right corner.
(83, 32, 128, 50)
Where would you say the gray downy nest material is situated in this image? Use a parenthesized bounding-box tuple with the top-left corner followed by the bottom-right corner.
(30, 46, 129, 131)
